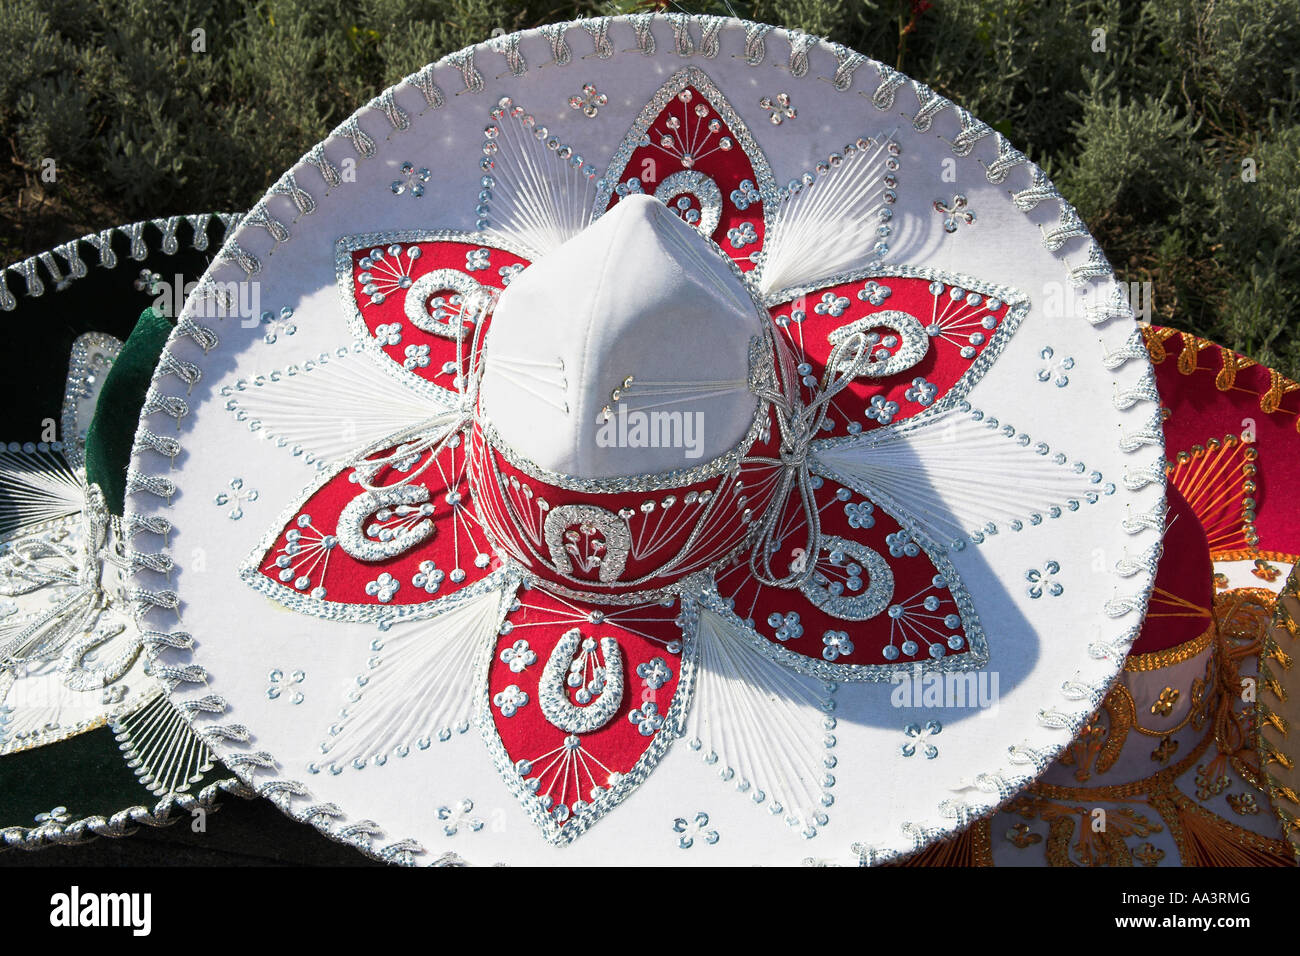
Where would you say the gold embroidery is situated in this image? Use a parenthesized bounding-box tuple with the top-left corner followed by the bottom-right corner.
(1006, 822, 1041, 848)
(1261, 368, 1300, 415)
(1177, 334, 1214, 375)
(1019, 588, 1295, 867)
(1152, 687, 1180, 717)
(1215, 349, 1257, 392)
(1258, 567, 1300, 862)
(1166, 435, 1256, 557)
(1253, 559, 1282, 582)
(1141, 325, 1178, 364)
(1124, 623, 1213, 672)
(1133, 843, 1165, 866)
(1151, 735, 1178, 765)
(1006, 796, 1163, 867)
(1226, 792, 1261, 815)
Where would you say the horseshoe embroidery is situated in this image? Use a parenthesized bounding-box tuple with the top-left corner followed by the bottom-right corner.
(537, 628, 625, 734)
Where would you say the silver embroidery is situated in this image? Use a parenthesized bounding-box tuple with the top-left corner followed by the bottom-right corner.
(654, 170, 724, 236)
(538, 629, 624, 733)
(798, 535, 894, 621)
(336, 485, 435, 562)
(826, 309, 930, 379)
(404, 268, 485, 339)
(543, 503, 632, 583)
(743, 22, 771, 65)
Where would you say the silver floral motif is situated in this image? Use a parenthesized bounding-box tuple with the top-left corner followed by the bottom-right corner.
(904, 377, 938, 405)
(34, 807, 70, 825)
(403, 343, 430, 370)
(636, 656, 672, 690)
(364, 572, 401, 603)
(901, 720, 942, 758)
(822, 630, 854, 661)
(673, 811, 719, 848)
(758, 92, 795, 125)
(866, 395, 899, 425)
(214, 477, 258, 520)
(412, 559, 445, 594)
(494, 684, 529, 717)
(857, 280, 892, 306)
(628, 700, 665, 736)
(260, 306, 297, 344)
(813, 292, 850, 318)
(726, 221, 758, 249)
(729, 179, 761, 211)
(436, 797, 484, 835)
(373, 322, 402, 346)
(934, 195, 975, 232)
(390, 162, 431, 197)
(568, 83, 608, 118)
(267, 668, 306, 704)
(500, 638, 537, 673)
(1036, 346, 1075, 388)
(1026, 561, 1063, 598)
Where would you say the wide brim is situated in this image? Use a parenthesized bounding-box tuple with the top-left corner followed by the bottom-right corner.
(131, 14, 1165, 864)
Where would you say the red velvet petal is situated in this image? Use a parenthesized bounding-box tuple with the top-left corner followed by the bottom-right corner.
(341, 236, 529, 391)
(249, 434, 501, 618)
(483, 585, 690, 842)
(1148, 327, 1300, 562)
(769, 274, 1021, 438)
(714, 473, 974, 673)
(605, 79, 768, 272)
(1128, 484, 1213, 657)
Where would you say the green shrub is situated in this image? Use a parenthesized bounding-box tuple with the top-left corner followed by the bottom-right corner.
(1, 0, 1296, 376)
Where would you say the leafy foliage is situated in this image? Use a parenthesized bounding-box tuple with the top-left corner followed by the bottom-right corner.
(2, 0, 1296, 375)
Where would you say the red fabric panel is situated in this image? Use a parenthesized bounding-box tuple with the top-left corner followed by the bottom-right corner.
(346, 239, 528, 390)
(608, 85, 764, 271)
(715, 473, 972, 668)
(1128, 484, 1214, 656)
(768, 276, 1013, 438)
(1151, 328, 1300, 559)
(486, 587, 685, 827)
(256, 438, 499, 609)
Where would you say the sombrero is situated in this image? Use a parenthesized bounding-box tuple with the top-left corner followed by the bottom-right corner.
(0, 216, 247, 849)
(126, 14, 1165, 864)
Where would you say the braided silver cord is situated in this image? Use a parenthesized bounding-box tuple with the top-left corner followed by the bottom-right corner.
(447, 49, 484, 93)
(742, 21, 771, 65)
(0, 778, 250, 852)
(910, 82, 947, 131)
(786, 29, 815, 77)
(407, 63, 445, 110)
(373, 88, 410, 131)
(583, 17, 613, 59)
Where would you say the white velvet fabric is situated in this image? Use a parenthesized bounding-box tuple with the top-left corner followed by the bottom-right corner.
(480, 194, 761, 478)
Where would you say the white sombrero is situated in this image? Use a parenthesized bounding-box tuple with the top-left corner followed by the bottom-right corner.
(126, 14, 1164, 864)
(0, 216, 244, 848)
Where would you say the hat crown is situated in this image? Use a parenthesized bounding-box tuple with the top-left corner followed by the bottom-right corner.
(479, 194, 763, 479)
